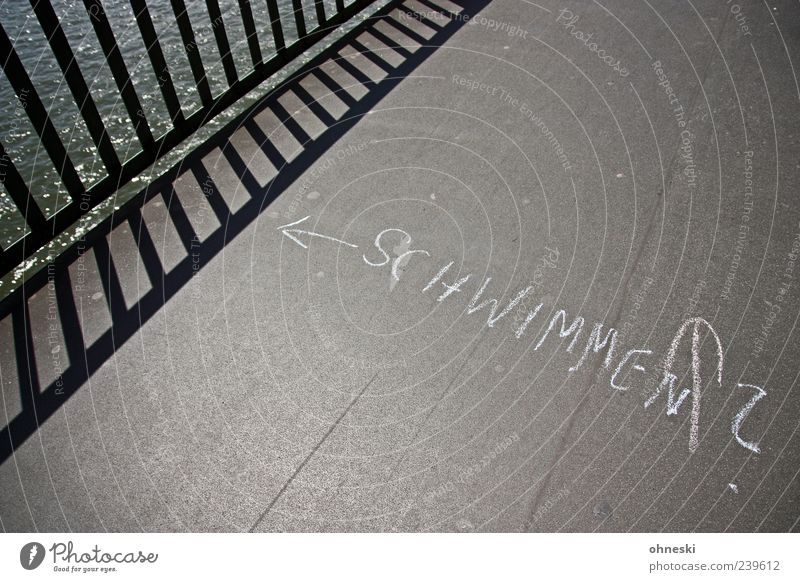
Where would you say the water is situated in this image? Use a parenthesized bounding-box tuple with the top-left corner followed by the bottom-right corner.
(0, 0, 379, 280)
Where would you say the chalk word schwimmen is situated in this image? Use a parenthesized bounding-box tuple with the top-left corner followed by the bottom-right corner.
(279, 220, 767, 454)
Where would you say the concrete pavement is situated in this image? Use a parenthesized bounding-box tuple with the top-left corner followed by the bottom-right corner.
(1, 0, 799, 532)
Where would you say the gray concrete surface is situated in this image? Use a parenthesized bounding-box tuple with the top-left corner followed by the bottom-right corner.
(1, 0, 800, 532)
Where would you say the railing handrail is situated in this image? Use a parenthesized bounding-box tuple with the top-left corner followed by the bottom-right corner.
(0, 0, 381, 279)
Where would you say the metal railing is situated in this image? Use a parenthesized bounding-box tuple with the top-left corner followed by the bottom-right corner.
(0, 0, 379, 278)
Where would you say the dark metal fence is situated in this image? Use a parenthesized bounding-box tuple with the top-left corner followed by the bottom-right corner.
(0, 0, 378, 278)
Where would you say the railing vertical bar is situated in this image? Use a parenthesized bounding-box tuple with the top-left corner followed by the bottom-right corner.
(0, 22, 84, 200)
(0, 141, 49, 233)
(168, 0, 214, 107)
(336, 0, 345, 13)
(29, 0, 121, 176)
(82, 0, 155, 150)
(314, 1, 327, 26)
(264, 0, 285, 52)
(291, 0, 307, 38)
(237, 0, 263, 67)
(204, 0, 239, 86)
(128, 0, 185, 127)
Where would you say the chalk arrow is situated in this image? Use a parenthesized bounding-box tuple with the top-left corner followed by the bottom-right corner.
(277, 216, 358, 250)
